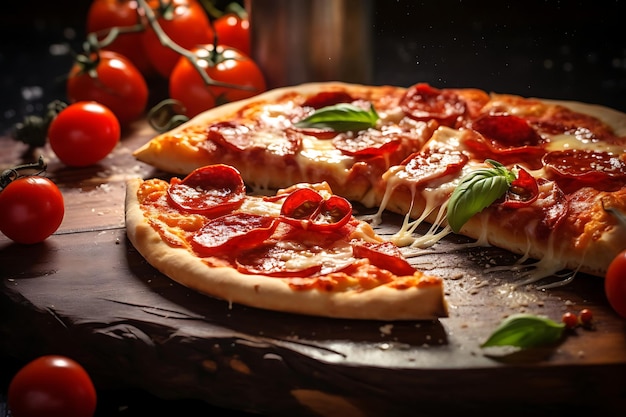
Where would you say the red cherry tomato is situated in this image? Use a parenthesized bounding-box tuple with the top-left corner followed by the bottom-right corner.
(142, 0, 214, 78)
(213, 13, 251, 56)
(86, 0, 154, 76)
(605, 249, 626, 319)
(8, 355, 97, 417)
(169, 44, 266, 117)
(67, 50, 148, 125)
(48, 102, 121, 167)
(0, 176, 65, 244)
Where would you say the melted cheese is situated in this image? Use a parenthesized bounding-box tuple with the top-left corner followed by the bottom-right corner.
(277, 240, 355, 275)
(546, 133, 626, 154)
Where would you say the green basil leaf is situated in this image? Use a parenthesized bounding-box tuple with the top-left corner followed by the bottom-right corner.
(294, 103, 379, 132)
(481, 313, 566, 348)
(446, 160, 515, 233)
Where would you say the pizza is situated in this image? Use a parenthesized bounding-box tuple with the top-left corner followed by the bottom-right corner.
(129, 81, 626, 317)
(125, 164, 448, 320)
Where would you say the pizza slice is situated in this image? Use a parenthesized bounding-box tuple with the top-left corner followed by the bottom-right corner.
(369, 86, 626, 281)
(124, 164, 448, 320)
(133, 82, 437, 201)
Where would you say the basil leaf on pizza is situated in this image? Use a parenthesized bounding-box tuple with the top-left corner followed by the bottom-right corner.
(294, 103, 379, 132)
(446, 160, 516, 233)
(481, 313, 565, 349)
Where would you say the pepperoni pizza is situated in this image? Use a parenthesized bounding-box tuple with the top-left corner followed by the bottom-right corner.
(125, 164, 448, 319)
(129, 82, 626, 317)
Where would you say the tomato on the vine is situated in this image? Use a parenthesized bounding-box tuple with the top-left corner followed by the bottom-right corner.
(86, 0, 153, 76)
(8, 355, 97, 417)
(0, 176, 64, 244)
(48, 102, 121, 167)
(67, 50, 148, 125)
(169, 44, 266, 117)
(213, 13, 250, 56)
(142, 0, 214, 78)
(605, 249, 626, 319)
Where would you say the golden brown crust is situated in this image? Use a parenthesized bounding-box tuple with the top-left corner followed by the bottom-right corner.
(125, 178, 448, 320)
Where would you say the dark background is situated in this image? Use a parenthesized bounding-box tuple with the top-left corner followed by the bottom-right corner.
(0, 0, 625, 135)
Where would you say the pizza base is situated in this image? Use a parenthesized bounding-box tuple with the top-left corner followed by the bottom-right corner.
(125, 179, 448, 320)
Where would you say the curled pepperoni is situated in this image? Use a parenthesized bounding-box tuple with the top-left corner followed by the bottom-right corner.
(543, 150, 626, 192)
(167, 165, 246, 216)
(500, 166, 539, 208)
(280, 188, 352, 232)
(402, 150, 469, 186)
(191, 213, 278, 256)
(471, 114, 543, 147)
(332, 130, 402, 158)
(235, 244, 322, 277)
(302, 91, 355, 109)
(400, 83, 466, 127)
(351, 241, 416, 276)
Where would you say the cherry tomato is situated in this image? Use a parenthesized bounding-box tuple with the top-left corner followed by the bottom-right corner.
(86, 0, 154, 76)
(605, 249, 626, 319)
(579, 308, 593, 326)
(169, 44, 266, 117)
(213, 13, 250, 56)
(67, 50, 148, 125)
(142, 0, 214, 78)
(48, 102, 121, 167)
(561, 311, 578, 329)
(8, 355, 97, 417)
(0, 176, 64, 244)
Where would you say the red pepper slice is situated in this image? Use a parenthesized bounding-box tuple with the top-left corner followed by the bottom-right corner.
(500, 166, 539, 208)
(280, 188, 352, 232)
(191, 213, 278, 256)
(400, 83, 466, 127)
(167, 164, 246, 217)
(351, 241, 416, 276)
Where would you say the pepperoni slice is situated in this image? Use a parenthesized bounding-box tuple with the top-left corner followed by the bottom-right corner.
(302, 91, 355, 109)
(332, 130, 402, 158)
(207, 122, 252, 151)
(543, 150, 626, 192)
(471, 114, 543, 147)
(402, 150, 469, 186)
(167, 165, 246, 216)
(191, 213, 278, 256)
(400, 83, 466, 127)
(351, 241, 416, 276)
(280, 188, 352, 232)
(208, 122, 302, 156)
(462, 129, 546, 170)
(235, 244, 323, 277)
(500, 167, 539, 208)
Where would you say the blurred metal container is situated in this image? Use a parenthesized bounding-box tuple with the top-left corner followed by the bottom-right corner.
(245, 0, 373, 88)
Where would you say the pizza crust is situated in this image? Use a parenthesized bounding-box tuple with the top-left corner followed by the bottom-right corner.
(125, 179, 448, 320)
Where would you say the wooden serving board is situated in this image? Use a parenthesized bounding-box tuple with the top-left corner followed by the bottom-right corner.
(1, 122, 625, 416)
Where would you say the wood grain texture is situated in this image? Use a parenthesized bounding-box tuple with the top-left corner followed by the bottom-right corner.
(1, 122, 625, 416)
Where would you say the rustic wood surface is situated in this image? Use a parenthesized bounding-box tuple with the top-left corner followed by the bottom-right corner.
(1, 122, 625, 416)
